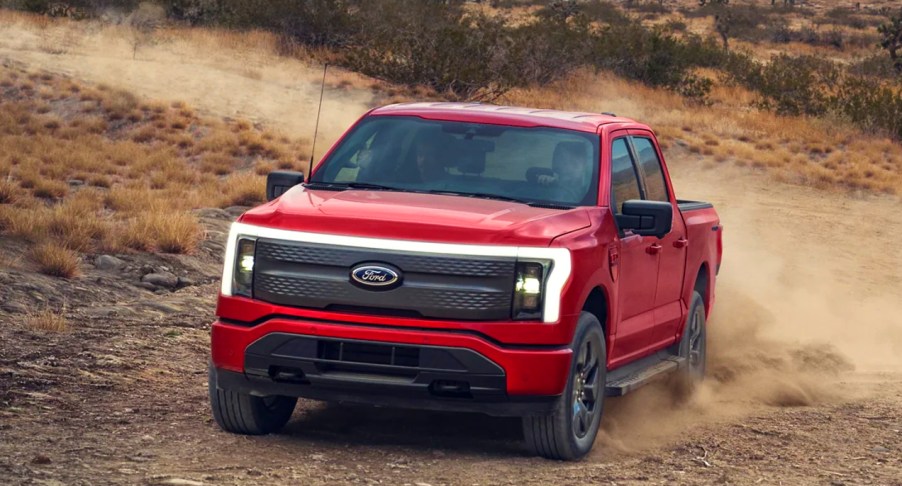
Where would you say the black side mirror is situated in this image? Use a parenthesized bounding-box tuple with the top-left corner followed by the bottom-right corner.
(616, 200, 673, 239)
(266, 171, 305, 201)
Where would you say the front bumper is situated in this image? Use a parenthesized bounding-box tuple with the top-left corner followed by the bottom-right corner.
(211, 318, 572, 416)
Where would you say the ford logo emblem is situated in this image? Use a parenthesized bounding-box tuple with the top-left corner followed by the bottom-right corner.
(350, 264, 401, 290)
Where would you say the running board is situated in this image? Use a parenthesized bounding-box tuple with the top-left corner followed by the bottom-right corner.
(604, 352, 686, 397)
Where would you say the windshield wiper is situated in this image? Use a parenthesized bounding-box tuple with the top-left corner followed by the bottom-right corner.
(304, 181, 408, 192)
(425, 190, 524, 203)
(426, 190, 574, 209)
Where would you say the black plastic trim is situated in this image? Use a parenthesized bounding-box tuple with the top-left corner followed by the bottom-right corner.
(676, 199, 714, 212)
(213, 367, 557, 416)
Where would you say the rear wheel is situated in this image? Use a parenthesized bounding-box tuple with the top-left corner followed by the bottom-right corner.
(678, 291, 707, 385)
(208, 365, 297, 435)
(523, 312, 605, 460)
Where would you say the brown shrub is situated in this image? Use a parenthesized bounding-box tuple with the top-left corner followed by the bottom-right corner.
(118, 210, 203, 254)
(0, 180, 20, 203)
(32, 179, 68, 199)
(220, 173, 266, 207)
(24, 309, 69, 332)
(30, 242, 81, 278)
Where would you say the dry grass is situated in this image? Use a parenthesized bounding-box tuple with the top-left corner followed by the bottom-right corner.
(0, 64, 309, 276)
(220, 173, 267, 207)
(29, 242, 81, 278)
(117, 210, 203, 253)
(23, 308, 69, 333)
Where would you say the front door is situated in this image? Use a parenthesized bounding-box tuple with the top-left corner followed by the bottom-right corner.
(608, 135, 660, 367)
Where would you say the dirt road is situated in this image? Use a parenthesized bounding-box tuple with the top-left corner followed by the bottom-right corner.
(2, 162, 900, 485)
(2, 16, 901, 486)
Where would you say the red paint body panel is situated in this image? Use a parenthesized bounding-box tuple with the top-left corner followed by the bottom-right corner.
(216, 294, 581, 346)
(239, 190, 592, 246)
(211, 103, 722, 400)
(211, 319, 572, 396)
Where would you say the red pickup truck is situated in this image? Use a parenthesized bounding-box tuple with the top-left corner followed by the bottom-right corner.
(208, 103, 722, 460)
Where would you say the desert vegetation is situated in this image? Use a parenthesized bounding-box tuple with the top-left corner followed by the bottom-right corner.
(1, 0, 902, 279)
(0, 64, 309, 276)
(5, 0, 899, 137)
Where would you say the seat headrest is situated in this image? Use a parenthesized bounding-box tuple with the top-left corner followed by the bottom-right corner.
(552, 141, 589, 172)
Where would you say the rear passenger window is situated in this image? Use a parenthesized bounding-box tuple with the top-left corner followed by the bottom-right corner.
(610, 138, 642, 214)
(632, 137, 669, 202)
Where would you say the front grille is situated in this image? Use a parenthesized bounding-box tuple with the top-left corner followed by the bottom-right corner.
(318, 340, 420, 368)
(256, 240, 512, 277)
(252, 238, 516, 320)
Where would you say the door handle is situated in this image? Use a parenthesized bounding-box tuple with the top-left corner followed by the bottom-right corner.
(674, 238, 689, 249)
(646, 243, 662, 255)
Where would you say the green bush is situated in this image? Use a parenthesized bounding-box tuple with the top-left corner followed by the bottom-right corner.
(833, 77, 902, 140)
(580, 0, 632, 26)
(345, 2, 514, 99)
(728, 54, 839, 116)
(594, 25, 720, 94)
(849, 54, 898, 80)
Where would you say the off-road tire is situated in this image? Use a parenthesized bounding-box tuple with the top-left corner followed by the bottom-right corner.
(523, 311, 606, 461)
(678, 291, 707, 386)
(208, 365, 297, 435)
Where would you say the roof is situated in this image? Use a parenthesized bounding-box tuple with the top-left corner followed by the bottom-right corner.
(369, 102, 637, 134)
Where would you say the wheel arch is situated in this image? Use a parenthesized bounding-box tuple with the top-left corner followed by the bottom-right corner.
(581, 286, 609, 339)
(693, 263, 711, 315)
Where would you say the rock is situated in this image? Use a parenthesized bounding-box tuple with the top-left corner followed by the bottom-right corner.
(159, 479, 204, 486)
(83, 306, 141, 318)
(137, 282, 158, 291)
(67, 179, 84, 186)
(141, 272, 178, 289)
(31, 454, 52, 465)
(141, 301, 182, 314)
(200, 239, 226, 254)
(193, 208, 232, 220)
(1, 302, 28, 314)
(94, 255, 125, 271)
(224, 206, 249, 218)
(177, 276, 195, 288)
(872, 445, 889, 453)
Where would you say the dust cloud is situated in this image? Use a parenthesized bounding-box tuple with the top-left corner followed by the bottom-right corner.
(4, 11, 901, 459)
(0, 14, 374, 155)
(596, 162, 902, 454)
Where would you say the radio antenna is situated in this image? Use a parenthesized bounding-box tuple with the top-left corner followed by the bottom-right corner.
(308, 63, 328, 178)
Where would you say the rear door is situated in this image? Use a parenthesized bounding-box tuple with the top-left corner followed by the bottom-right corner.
(608, 133, 660, 367)
(628, 132, 688, 348)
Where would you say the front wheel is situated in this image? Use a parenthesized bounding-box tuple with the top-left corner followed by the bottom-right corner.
(208, 365, 297, 435)
(523, 312, 606, 460)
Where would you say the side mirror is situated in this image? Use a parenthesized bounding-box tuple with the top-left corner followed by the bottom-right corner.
(616, 200, 673, 239)
(266, 171, 304, 202)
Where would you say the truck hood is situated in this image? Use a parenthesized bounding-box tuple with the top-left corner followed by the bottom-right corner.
(237, 187, 592, 246)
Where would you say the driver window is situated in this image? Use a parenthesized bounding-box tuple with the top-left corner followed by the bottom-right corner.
(610, 138, 642, 214)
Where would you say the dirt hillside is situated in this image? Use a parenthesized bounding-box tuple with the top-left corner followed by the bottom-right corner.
(1, 12, 901, 486)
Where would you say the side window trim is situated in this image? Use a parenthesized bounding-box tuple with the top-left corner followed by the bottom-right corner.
(609, 135, 646, 215)
(624, 136, 649, 202)
(626, 133, 672, 203)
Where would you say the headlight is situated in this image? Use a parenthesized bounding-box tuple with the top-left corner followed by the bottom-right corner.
(233, 237, 256, 297)
(512, 261, 549, 320)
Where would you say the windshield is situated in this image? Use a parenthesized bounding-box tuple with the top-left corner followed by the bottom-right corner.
(310, 116, 600, 206)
